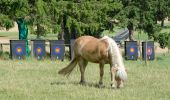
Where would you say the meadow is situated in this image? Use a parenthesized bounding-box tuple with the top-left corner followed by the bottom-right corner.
(0, 53, 170, 100)
(0, 22, 170, 100)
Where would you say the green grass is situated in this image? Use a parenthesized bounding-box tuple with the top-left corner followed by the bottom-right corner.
(0, 32, 18, 39)
(0, 32, 59, 40)
(0, 53, 170, 100)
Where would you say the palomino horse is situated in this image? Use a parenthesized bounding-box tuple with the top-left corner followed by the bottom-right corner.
(58, 36, 127, 88)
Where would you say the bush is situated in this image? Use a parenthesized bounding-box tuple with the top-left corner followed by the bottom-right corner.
(168, 38, 170, 51)
(0, 52, 10, 60)
(156, 32, 170, 48)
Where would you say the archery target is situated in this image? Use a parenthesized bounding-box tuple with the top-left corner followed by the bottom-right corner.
(125, 41, 138, 60)
(50, 40, 65, 60)
(32, 40, 46, 60)
(142, 41, 155, 60)
(10, 40, 26, 59)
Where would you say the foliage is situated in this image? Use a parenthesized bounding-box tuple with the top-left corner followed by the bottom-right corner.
(154, 0, 170, 27)
(0, 14, 14, 30)
(155, 32, 170, 48)
(0, 0, 170, 41)
(168, 38, 170, 51)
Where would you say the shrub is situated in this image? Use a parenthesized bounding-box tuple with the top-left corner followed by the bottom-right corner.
(156, 32, 170, 48)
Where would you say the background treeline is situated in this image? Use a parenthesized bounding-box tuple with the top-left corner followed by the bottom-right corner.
(0, 0, 170, 48)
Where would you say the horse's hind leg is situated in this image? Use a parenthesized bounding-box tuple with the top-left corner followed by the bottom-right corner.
(99, 62, 104, 88)
(78, 57, 88, 85)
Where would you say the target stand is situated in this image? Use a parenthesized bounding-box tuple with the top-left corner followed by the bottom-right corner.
(31, 40, 46, 60)
(142, 41, 155, 60)
(125, 41, 138, 60)
(50, 40, 65, 61)
(10, 40, 26, 60)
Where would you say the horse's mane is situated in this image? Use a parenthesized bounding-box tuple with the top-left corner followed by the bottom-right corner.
(101, 36, 127, 81)
(101, 36, 124, 68)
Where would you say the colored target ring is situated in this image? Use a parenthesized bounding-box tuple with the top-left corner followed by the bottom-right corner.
(36, 47, 42, 54)
(147, 47, 152, 55)
(129, 47, 136, 55)
(55, 47, 60, 54)
(15, 46, 23, 55)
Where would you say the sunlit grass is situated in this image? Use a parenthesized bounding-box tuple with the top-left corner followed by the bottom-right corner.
(0, 53, 170, 100)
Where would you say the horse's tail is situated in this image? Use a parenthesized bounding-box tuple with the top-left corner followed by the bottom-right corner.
(116, 68, 127, 81)
(58, 57, 77, 76)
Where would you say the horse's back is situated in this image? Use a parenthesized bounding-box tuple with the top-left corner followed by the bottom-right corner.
(74, 36, 109, 63)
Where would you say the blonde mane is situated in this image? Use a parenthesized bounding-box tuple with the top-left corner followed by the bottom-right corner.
(102, 36, 127, 81)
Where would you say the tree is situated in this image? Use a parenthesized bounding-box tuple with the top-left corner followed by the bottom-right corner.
(155, 0, 170, 27)
(49, 0, 123, 42)
(116, 0, 140, 41)
(116, 0, 162, 40)
(0, 0, 30, 29)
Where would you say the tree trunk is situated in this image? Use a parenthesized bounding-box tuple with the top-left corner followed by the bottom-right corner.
(128, 29, 134, 41)
(161, 19, 164, 27)
(37, 23, 41, 39)
(59, 16, 65, 40)
(58, 32, 64, 40)
(127, 23, 134, 41)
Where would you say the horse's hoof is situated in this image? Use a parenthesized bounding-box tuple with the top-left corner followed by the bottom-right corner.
(117, 85, 124, 89)
(111, 84, 116, 89)
(79, 81, 86, 85)
(98, 84, 105, 88)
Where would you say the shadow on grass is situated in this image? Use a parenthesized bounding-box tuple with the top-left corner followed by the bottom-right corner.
(0, 36, 6, 37)
(50, 81, 112, 89)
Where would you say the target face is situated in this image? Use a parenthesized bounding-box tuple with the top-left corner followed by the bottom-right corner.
(129, 47, 135, 54)
(32, 40, 46, 60)
(15, 46, 23, 55)
(147, 47, 153, 55)
(125, 41, 138, 60)
(55, 47, 60, 54)
(10, 40, 26, 59)
(36, 47, 42, 54)
(50, 40, 65, 60)
(142, 41, 155, 60)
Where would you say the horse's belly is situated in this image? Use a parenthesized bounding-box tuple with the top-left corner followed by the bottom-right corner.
(82, 53, 109, 63)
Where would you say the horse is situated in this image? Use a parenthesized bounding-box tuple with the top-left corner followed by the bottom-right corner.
(58, 36, 127, 88)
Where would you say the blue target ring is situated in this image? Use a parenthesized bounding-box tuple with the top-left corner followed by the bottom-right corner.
(125, 41, 138, 60)
(142, 41, 155, 60)
(50, 40, 65, 60)
(32, 40, 46, 60)
(10, 40, 26, 59)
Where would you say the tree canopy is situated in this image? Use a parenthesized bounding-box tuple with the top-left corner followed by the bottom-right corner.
(0, 0, 170, 46)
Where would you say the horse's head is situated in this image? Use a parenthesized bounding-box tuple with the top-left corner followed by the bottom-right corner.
(112, 66, 127, 88)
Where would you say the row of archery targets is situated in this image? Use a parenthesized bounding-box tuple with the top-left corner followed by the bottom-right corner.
(9, 40, 155, 61)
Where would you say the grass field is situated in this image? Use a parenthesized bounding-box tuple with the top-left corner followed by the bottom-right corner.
(0, 21, 170, 100)
(0, 53, 170, 100)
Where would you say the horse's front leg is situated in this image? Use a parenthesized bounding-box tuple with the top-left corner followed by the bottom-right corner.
(110, 66, 117, 88)
(99, 62, 104, 88)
